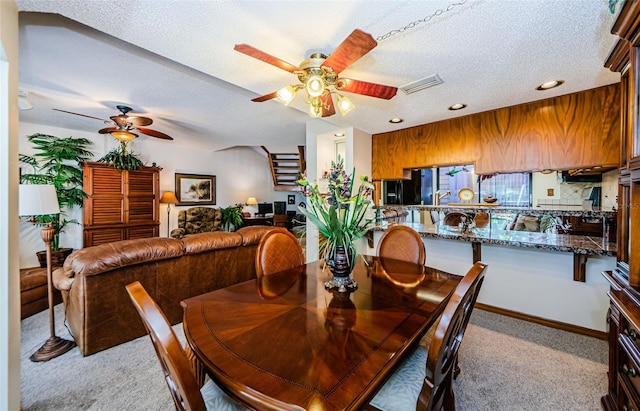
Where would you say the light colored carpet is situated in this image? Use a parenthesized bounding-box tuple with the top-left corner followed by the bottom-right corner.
(20, 304, 607, 410)
(454, 311, 607, 411)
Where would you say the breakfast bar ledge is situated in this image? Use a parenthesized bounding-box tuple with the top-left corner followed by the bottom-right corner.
(369, 222, 615, 283)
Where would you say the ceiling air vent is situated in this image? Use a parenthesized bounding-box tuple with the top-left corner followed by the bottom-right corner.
(400, 74, 443, 95)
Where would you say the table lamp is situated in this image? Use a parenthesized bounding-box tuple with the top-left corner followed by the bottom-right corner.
(246, 197, 258, 206)
(159, 191, 179, 237)
(19, 184, 76, 361)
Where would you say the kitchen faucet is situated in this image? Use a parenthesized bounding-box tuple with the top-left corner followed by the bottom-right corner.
(434, 190, 451, 205)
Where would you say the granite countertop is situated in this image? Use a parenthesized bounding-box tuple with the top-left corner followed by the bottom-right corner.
(370, 222, 616, 257)
(378, 205, 617, 218)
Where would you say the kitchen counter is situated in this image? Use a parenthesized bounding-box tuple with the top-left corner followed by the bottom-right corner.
(370, 221, 616, 282)
(379, 204, 617, 219)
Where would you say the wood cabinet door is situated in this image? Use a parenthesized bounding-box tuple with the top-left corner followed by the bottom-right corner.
(125, 169, 159, 224)
(82, 162, 160, 247)
(83, 228, 125, 247)
(83, 165, 125, 226)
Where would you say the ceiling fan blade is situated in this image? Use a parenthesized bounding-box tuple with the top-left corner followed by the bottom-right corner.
(252, 91, 278, 102)
(110, 114, 153, 127)
(322, 29, 377, 75)
(337, 78, 398, 100)
(136, 128, 174, 140)
(53, 108, 108, 122)
(321, 94, 336, 117)
(234, 44, 300, 73)
(98, 126, 118, 134)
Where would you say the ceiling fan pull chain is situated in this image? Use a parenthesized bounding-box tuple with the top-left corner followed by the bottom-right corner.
(376, 0, 468, 42)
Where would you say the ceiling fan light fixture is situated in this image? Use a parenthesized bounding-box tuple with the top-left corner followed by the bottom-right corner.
(111, 130, 138, 142)
(306, 75, 325, 98)
(308, 97, 323, 118)
(277, 85, 298, 105)
(336, 94, 354, 116)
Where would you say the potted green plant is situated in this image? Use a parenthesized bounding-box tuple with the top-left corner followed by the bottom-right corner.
(297, 157, 374, 291)
(97, 141, 144, 170)
(221, 204, 244, 232)
(20, 133, 94, 267)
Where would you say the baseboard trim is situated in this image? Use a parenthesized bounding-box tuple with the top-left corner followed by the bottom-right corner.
(475, 303, 607, 340)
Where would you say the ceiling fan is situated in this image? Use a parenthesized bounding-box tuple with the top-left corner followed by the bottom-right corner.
(234, 29, 398, 118)
(53, 105, 173, 142)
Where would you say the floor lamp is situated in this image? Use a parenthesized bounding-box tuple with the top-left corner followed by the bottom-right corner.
(159, 191, 178, 237)
(19, 184, 76, 362)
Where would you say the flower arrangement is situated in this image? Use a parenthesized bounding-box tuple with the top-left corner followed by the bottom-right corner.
(297, 157, 374, 262)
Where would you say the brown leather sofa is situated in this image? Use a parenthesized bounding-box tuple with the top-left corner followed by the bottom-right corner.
(53, 225, 274, 356)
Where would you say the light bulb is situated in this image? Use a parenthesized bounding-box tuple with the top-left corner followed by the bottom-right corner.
(276, 85, 297, 105)
(306, 75, 325, 98)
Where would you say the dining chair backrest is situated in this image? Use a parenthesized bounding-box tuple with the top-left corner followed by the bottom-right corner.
(376, 225, 426, 266)
(442, 212, 469, 227)
(125, 281, 207, 411)
(422, 261, 487, 410)
(255, 227, 305, 278)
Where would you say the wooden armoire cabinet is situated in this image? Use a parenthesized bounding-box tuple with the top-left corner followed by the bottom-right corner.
(82, 161, 160, 247)
(602, 2, 640, 410)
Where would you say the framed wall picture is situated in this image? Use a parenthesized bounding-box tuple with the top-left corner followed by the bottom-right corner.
(175, 173, 216, 205)
(288, 195, 295, 205)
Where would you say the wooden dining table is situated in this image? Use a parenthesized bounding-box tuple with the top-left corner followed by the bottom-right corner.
(181, 255, 462, 411)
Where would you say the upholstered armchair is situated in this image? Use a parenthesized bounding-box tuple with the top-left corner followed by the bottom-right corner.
(170, 207, 223, 238)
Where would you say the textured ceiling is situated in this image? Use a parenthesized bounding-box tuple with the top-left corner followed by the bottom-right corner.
(16, 0, 621, 151)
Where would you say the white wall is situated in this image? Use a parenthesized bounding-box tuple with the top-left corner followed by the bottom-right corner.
(18, 121, 302, 267)
(304, 121, 373, 262)
(1, 1, 21, 409)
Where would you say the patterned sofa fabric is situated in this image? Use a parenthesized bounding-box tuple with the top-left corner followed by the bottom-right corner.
(170, 206, 223, 238)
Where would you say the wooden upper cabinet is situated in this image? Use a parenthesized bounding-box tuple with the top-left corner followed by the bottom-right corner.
(372, 114, 481, 180)
(371, 84, 620, 179)
(82, 162, 160, 247)
(479, 85, 620, 174)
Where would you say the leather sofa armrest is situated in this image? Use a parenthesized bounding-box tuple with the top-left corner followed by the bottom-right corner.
(53, 265, 74, 291)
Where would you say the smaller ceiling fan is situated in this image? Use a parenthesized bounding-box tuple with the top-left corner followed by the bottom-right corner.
(234, 29, 398, 118)
(53, 105, 173, 141)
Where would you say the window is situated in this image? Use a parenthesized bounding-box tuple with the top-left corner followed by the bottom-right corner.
(479, 172, 531, 207)
(437, 165, 531, 207)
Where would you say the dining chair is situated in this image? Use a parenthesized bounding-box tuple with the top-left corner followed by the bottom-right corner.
(255, 227, 305, 278)
(473, 212, 490, 228)
(369, 261, 488, 411)
(377, 225, 426, 266)
(442, 212, 470, 227)
(125, 281, 245, 411)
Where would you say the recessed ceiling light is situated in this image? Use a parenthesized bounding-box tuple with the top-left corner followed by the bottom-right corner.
(448, 103, 467, 111)
(536, 80, 564, 91)
(334, 132, 345, 137)
(389, 118, 404, 124)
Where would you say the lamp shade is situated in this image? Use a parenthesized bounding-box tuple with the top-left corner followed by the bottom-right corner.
(246, 197, 258, 205)
(19, 184, 60, 216)
(111, 130, 138, 142)
(336, 94, 354, 116)
(276, 85, 297, 106)
(160, 191, 179, 204)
